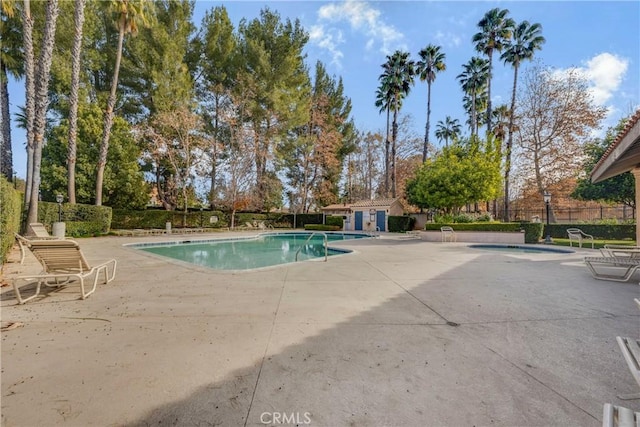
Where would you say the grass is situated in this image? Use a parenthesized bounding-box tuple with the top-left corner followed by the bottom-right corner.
(545, 238, 636, 249)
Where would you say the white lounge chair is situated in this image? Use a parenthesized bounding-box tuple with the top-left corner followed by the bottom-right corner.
(12, 239, 117, 304)
(584, 256, 640, 282)
(566, 228, 594, 249)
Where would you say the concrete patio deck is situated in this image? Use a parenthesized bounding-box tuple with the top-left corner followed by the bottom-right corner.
(1, 232, 639, 426)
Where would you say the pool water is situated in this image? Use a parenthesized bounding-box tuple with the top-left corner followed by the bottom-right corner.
(133, 232, 371, 271)
(469, 244, 574, 254)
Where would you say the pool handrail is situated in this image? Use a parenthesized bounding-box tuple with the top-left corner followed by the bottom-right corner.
(295, 231, 328, 262)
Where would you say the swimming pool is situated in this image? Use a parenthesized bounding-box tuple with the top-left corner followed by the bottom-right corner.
(468, 244, 575, 254)
(130, 232, 373, 271)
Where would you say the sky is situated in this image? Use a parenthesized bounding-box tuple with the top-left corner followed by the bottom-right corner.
(7, 0, 640, 180)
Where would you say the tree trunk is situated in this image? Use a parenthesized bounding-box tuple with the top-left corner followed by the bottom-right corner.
(26, 0, 59, 226)
(209, 94, 219, 208)
(486, 50, 493, 136)
(471, 93, 477, 138)
(384, 105, 390, 197)
(96, 25, 125, 206)
(0, 64, 13, 180)
(391, 98, 398, 198)
(67, 0, 85, 204)
(503, 64, 519, 222)
(22, 0, 35, 208)
(422, 82, 432, 162)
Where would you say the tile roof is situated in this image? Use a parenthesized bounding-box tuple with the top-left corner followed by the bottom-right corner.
(350, 198, 400, 208)
(321, 204, 351, 210)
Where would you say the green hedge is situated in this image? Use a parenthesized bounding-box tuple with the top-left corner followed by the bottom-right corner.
(425, 222, 544, 244)
(388, 216, 416, 232)
(112, 209, 228, 229)
(304, 224, 341, 231)
(543, 224, 635, 240)
(0, 176, 23, 262)
(38, 202, 112, 237)
(325, 216, 344, 227)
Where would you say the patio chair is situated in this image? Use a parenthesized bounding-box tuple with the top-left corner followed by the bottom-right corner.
(566, 228, 594, 249)
(440, 226, 456, 242)
(584, 256, 640, 282)
(12, 239, 117, 304)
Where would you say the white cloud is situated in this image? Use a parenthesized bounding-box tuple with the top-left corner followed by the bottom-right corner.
(582, 53, 628, 105)
(555, 53, 629, 106)
(310, 0, 406, 67)
(434, 30, 462, 48)
(308, 24, 344, 68)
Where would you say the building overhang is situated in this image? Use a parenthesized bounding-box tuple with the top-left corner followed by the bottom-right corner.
(591, 111, 640, 183)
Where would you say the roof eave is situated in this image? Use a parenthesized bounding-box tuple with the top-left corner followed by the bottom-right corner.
(591, 118, 640, 183)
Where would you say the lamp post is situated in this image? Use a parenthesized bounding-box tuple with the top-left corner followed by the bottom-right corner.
(543, 191, 552, 244)
(56, 194, 64, 222)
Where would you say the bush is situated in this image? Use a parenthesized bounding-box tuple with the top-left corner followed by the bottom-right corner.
(543, 224, 635, 240)
(388, 216, 416, 232)
(452, 214, 474, 223)
(35, 201, 112, 237)
(112, 209, 228, 229)
(325, 216, 344, 228)
(425, 222, 543, 243)
(304, 224, 341, 231)
(0, 176, 23, 263)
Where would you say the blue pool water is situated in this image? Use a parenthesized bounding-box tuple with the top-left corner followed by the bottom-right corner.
(131, 232, 372, 270)
(469, 244, 574, 254)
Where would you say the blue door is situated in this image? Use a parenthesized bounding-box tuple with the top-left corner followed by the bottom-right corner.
(376, 210, 386, 231)
(355, 211, 363, 231)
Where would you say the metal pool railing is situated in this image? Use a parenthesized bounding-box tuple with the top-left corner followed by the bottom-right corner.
(295, 231, 328, 262)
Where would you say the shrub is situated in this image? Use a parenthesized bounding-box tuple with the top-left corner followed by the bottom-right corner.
(325, 216, 344, 227)
(304, 224, 341, 231)
(425, 222, 543, 243)
(36, 201, 112, 237)
(112, 209, 228, 229)
(0, 176, 23, 263)
(452, 214, 474, 223)
(543, 224, 635, 240)
(476, 214, 492, 222)
(388, 216, 416, 232)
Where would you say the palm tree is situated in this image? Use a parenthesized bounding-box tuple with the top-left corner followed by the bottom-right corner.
(472, 8, 513, 135)
(490, 104, 511, 147)
(463, 89, 487, 134)
(0, 0, 22, 181)
(435, 116, 461, 147)
(379, 50, 415, 197)
(67, 0, 85, 204)
(96, 0, 151, 206)
(25, 0, 60, 226)
(416, 44, 446, 162)
(457, 57, 489, 138)
(501, 20, 545, 221)
(374, 82, 392, 196)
